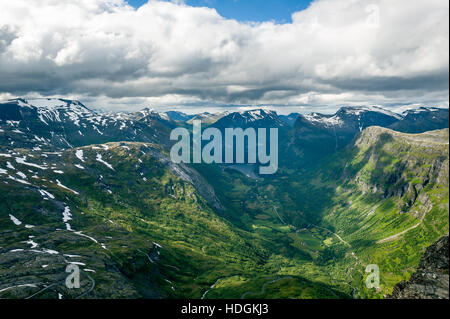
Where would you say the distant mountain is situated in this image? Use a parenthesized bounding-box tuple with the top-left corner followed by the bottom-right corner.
(389, 107, 449, 133)
(0, 98, 173, 150)
(133, 108, 178, 130)
(296, 106, 449, 136)
(164, 111, 196, 122)
(301, 106, 402, 132)
(283, 106, 403, 168)
(213, 109, 287, 130)
(279, 113, 300, 127)
(187, 112, 230, 125)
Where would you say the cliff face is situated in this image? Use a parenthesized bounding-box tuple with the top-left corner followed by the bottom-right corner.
(390, 235, 449, 299)
(351, 128, 449, 215)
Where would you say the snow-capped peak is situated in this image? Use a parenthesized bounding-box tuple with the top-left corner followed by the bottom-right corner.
(301, 106, 403, 129)
(25, 98, 67, 109)
(402, 107, 443, 115)
(303, 113, 342, 127)
(137, 108, 171, 121)
(21, 98, 91, 112)
(338, 106, 402, 120)
(238, 109, 276, 119)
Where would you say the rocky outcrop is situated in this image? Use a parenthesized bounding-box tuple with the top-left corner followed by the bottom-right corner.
(390, 235, 449, 299)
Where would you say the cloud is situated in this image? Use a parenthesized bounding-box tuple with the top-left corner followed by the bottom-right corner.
(0, 0, 448, 112)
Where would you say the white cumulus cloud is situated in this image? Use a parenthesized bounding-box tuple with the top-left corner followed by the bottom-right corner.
(0, 0, 448, 113)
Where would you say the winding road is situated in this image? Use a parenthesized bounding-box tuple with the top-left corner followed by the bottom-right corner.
(376, 211, 426, 244)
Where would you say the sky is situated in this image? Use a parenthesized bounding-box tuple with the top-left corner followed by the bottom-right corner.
(127, 0, 313, 24)
(0, 0, 448, 114)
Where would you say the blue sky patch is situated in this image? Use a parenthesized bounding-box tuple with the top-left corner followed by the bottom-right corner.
(126, 0, 313, 23)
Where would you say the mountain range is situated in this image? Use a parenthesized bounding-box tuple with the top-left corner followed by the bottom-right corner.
(0, 98, 448, 299)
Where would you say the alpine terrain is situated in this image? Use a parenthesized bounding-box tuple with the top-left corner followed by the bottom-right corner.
(0, 98, 448, 299)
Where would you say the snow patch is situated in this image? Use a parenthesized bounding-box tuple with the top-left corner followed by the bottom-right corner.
(15, 157, 47, 170)
(42, 249, 59, 255)
(96, 154, 114, 170)
(62, 206, 72, 223)
(39, 189, 55, 199)
(75, 150, 85, 162)
(9, 214, 22, 225)
(56, 179, 79, 195)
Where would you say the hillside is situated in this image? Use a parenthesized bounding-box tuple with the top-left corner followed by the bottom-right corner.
(0, 137, 344, 299)
(293, 127, 449, 297)
(0, 142, 269, 298)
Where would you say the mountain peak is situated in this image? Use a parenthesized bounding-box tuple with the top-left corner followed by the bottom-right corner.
(164, 111, 195, 122)
(139, 107, 155, 114)
(187, 111, 230, 124)
(336, 105, 402, 120)
(298, 105, 403, 131)
(213, 108, 285, 128)
(238, 108, 276, 119)
(22, 98, 91, 111)
(402, 106, 445, 115)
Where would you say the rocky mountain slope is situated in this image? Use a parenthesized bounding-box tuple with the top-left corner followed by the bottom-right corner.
(390, 235, 449, 299)
(307, 127, 449, 297)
